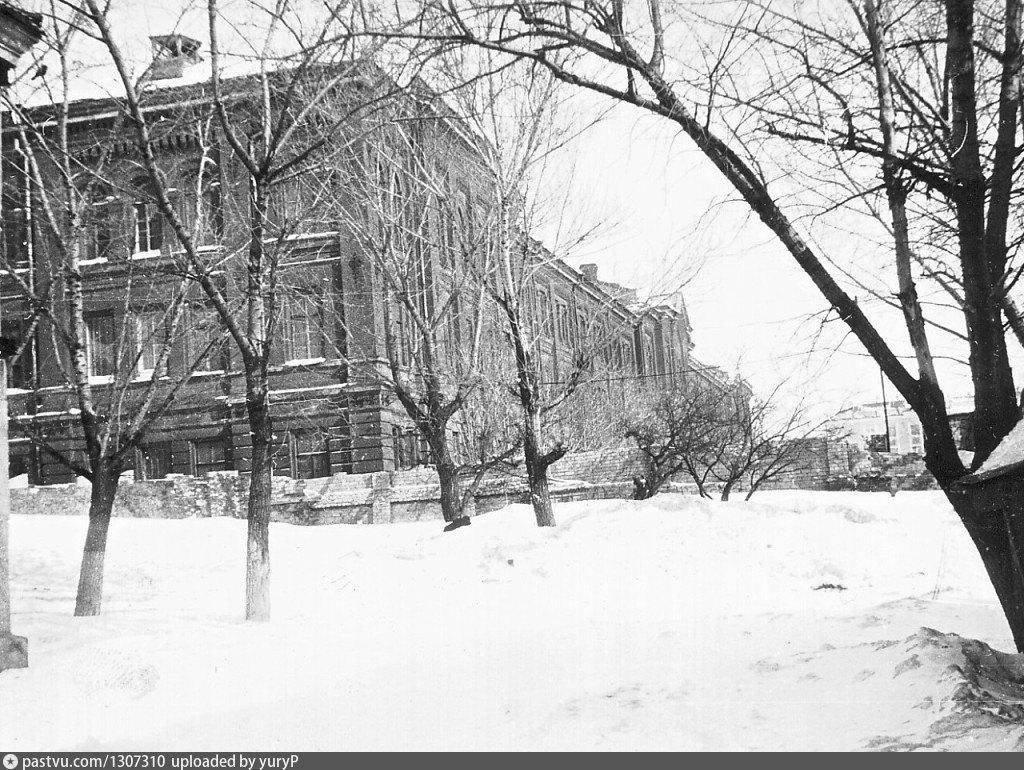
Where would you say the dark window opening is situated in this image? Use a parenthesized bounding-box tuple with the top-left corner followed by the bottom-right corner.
(134, 308, 167, 376)
(85, 184, 119, 261)
(190, 309, 225, 372)
(136, 442, 172, 480)
(191, 438, 231, 475)
(1, 318, 34, 389)
(291, 431, 331, 479)
(85, 313, 116, 377)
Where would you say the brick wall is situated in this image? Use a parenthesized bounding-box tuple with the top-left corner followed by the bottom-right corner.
(9, 438, 941, 525)
(10, 473, 331, 523)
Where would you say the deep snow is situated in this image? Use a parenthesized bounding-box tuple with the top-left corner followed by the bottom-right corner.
(1, 490, 1023, 751)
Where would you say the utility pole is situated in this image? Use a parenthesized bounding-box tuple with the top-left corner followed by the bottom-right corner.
(0, 0, 42, 674)
(880, 366, 892, 453)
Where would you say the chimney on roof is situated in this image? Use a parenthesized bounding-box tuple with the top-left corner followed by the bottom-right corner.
(580, 263, 598, 283)
(148, 34, 202, 81)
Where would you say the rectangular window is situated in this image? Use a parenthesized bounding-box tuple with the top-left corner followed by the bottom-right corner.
(134, 202, 163, 254)
(191, 438, 230, 475)
(292, 431, 331, 479)
(2, 147, 30, 270)
(180, 158, 223, 246)
(556, 303, 570, 343)
(190, 309, 224, 372)
(1, 319, 33, 389)
(85, 314, 116, 378)
(86, 186, 118, 262)
(282, 295, 322, 362)
(134, 309, 166, 376)
(535, 290, 550, 337)
(135, 442, 172, 480)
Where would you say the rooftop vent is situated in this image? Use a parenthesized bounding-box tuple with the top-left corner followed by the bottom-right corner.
(148, 34, 202, 81)
(580, 263, 598, 283)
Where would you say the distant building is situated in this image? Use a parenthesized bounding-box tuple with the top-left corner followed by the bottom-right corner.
(831, 399, 924, 455)
(832, 396, 980, 455)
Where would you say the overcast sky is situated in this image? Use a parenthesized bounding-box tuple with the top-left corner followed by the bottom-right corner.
(540, 101, 946, 414)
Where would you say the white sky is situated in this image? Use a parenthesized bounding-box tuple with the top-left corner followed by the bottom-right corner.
(539, 97, 996, 416)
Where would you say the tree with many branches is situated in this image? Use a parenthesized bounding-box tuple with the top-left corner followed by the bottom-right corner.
(400, 0, 1024, 649)
(1, 10, 216, 616)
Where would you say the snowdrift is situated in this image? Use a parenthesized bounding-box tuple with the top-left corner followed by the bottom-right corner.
(0, 490, 1022, 750)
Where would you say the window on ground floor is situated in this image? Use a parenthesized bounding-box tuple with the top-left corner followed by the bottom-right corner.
(135, 442, 172, 481)
(290, 430, 331, 479)
(191, 438, 231, 475)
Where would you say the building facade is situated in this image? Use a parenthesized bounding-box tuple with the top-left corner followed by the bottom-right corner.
(1, 38, 699, 486)
(830, 400, 925, 455)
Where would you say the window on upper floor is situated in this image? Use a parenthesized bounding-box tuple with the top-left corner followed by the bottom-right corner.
(1, 318, 33, 389)
(178, 157, 223, 247)
(130, 176, 165, 255)
(85, 313, 116, 378)
(133, 201, 163, 254)
(391, 299, 415, 367)
(277, 291, 333, 364)
(189, 308, 226, 372)
(555, 302, 570, 344)
(282, 294, 318, 362)
(84, 183, 119, 262)
(2, 142, 31, 271)
(133, 308, 168, 377)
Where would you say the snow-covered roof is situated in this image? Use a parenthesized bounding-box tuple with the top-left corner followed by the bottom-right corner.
(963, 418, 1024, 483)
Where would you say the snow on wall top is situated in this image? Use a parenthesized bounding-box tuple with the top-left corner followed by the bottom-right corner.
(969, 417, 1024, 481)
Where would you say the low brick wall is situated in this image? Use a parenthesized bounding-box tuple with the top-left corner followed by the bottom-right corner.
(10, 473, 331, 523)
(9, 439, 941, 525)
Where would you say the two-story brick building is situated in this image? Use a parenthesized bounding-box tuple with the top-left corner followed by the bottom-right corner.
(1, 36, 698, 486)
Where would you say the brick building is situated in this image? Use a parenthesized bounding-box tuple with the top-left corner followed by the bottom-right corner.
(1, 38, 697, 486)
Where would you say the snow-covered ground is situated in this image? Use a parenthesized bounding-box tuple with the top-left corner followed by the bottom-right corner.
(2, 490, 1023, 751)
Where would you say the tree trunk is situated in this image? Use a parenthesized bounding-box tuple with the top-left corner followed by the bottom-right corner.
(436, 455, 463, 524)
(74, 466, 119, 617)
(528, 464, 556, 527)
(946, 481, 1024, 652)
(245, 382, 272, 622)
(523, 409, 556, 527)
(720, 482, 733, 502)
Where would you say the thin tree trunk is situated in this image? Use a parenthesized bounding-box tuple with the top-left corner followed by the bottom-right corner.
(74, 466, 118, 617)
(523, 409, 556, 527)
(528, 462, 556, 527)
(720, 481, 733, 501)
(946, 482, 1024, 651)
(245, 381, 272, 622)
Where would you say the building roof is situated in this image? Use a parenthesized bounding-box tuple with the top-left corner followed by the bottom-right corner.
(961, 418, 1024, 484)
(0, 2, 42, 85)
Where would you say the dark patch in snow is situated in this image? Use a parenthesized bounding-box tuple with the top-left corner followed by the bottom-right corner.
(813, 582, 847, 591)
(893, 654, 922, 677)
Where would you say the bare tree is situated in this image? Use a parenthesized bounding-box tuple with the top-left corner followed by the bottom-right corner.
(623, 378, 736, 499)
(712, 389, 830, 502)
(83, 0, 420, 619)
(335, 99, 497, 527)
(0, 10, 210, 616)
(402, 0, 1024, 650)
